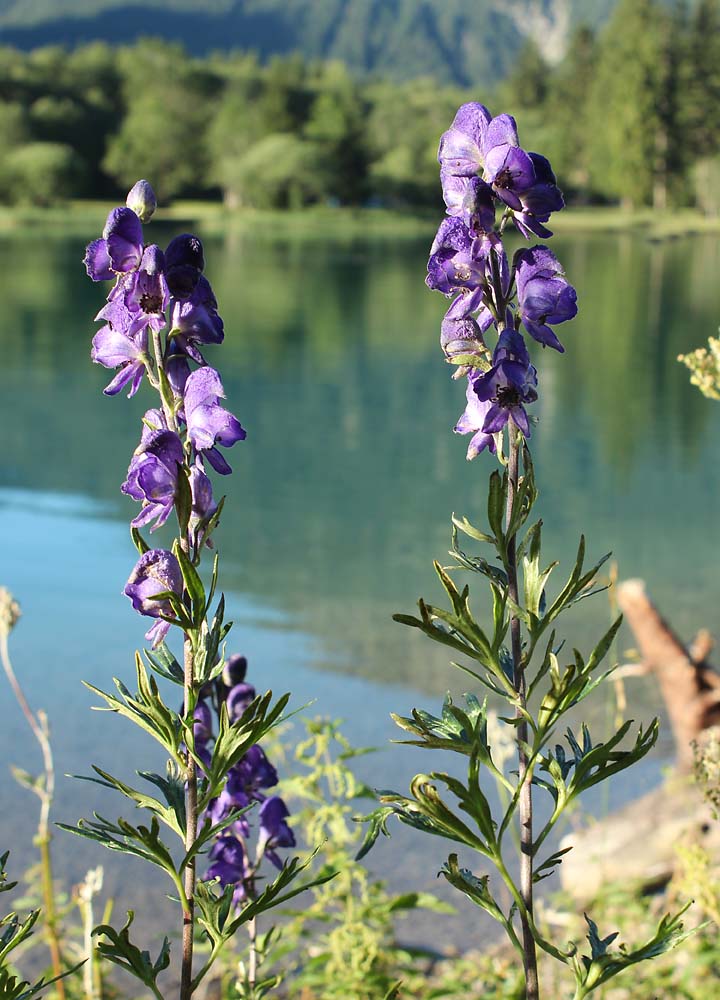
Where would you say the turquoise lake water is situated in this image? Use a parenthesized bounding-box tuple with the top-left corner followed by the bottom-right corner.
(1, 218, 719, 950)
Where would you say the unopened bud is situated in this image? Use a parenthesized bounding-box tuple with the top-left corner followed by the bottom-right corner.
(126, 179, 157, 223)
(0, 587, 21, 636)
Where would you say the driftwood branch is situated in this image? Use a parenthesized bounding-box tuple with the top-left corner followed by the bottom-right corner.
(560, 579, 720, 899)
(616, 578, 720, 771)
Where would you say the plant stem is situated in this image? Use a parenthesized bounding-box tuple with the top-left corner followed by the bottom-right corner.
(505, 425, 539, 1000)
(0, 631, 66, 999)
(180, 636, 198, 1000)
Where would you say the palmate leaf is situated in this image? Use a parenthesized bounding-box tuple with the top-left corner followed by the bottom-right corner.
(93, 910, 169, 997)
(572, 903, 698, 996)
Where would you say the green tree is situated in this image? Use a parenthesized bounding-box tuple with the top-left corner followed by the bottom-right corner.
(585, 0, 676, 208)
(104, 40, 220, 201)
(220, 132, 328, 208)
(4, 142, 85, 205)
(303, 61, 368, 203)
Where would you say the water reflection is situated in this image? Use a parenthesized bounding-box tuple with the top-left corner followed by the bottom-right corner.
(2, 219, 718, 948)
(1, 223, 719, 699)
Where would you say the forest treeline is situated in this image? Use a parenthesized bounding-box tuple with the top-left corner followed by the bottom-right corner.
(0, 0, 718, 213)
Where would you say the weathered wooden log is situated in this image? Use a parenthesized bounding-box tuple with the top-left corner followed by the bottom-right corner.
(615, 579, 720, 771)
(560, 579, 720, 899)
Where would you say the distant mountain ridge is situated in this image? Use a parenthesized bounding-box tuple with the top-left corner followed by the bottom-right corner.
(0, 0, 648, 86)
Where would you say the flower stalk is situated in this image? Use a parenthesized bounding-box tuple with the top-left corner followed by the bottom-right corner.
(359, 100, 693, 1000)
(504, 425, 538, 999)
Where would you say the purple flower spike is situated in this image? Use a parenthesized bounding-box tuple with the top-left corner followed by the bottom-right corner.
(258, 796, 295, 869)
(123, 548, 182, 647)
(515, 246, 577, 352)
(184, 367, 246, 474)
(437, 102, 491, 176)
(454, 371, 497, 459)
(121, 428, 184, 530)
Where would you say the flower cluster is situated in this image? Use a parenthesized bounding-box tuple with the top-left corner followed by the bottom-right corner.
(427, 104, 577, 458)
(83, 180, 245, 644)
(195, 655, 295, 905)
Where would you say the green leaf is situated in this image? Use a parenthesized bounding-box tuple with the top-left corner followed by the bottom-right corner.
(57, 813, 179, 882)
(354, 805, 395, 861)
(144, 643, 184, 685)
(572, 903, 698, 995)
(83, 654, 182, 760)
(451, 513, 494, 545)
(93, 911, 169, 994)
(175, 462, 192, 538)
(440, 854, 505, 924)
(130, 526, 150, 555)
(487, 470, 506, 548)
(173, 540, 205, 628)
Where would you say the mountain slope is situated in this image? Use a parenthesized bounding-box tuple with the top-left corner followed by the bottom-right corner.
(0, 0, 675, 85)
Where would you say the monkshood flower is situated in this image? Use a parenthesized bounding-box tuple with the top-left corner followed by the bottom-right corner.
(515, 245, 578, 353)
(84, 206, 144, 281)
(472, 330, 538, 437)
(454, 371, 497, 459)
(91, 321, 148, 397)
(123, 548, 182, 646)
(440, 173, 495, 233)
(165, 233, 205, 300)
(169, 275, 224, 363)
(258, 797, 296, 869)
(427, 221, 508, 308)
(438, 103, 564, 239)
(437, 102, 491, 176)
(121, 428, 184, 530)
(184, 366, 246, 475)
(123, 245, 169, 338)
(207, 836, 251, 907)
(188, 462, 217, 547)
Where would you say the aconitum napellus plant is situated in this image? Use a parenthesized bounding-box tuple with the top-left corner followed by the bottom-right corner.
(65, 182, 326, 1000)
(360, 105, 692, 1000)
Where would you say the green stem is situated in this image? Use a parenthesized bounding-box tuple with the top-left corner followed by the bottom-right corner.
(505, 424, 540, 1000)
(180, 637, 198, 1000)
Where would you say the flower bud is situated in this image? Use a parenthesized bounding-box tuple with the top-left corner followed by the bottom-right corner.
(0, 587, 21, 636)
(126, 179, 157, 223)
